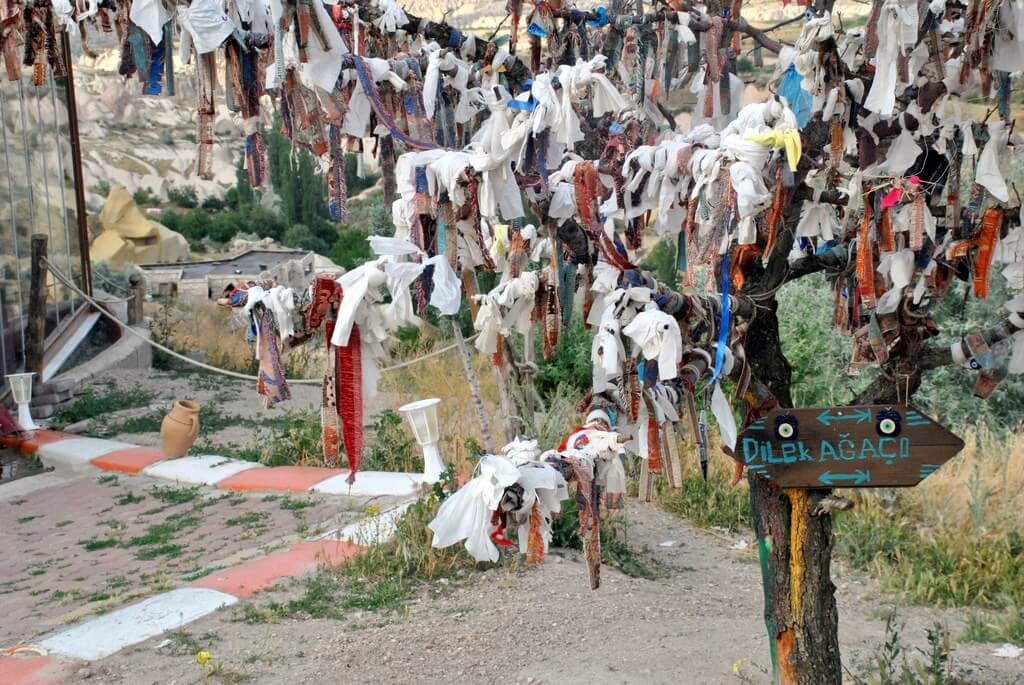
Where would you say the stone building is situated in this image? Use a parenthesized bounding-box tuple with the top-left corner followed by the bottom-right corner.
(139, 248, 338, 302)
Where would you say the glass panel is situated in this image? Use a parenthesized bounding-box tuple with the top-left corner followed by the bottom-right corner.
(0, 34, 87, 388)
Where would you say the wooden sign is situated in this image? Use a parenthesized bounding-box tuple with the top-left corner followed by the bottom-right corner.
(727, 405, 964, 489)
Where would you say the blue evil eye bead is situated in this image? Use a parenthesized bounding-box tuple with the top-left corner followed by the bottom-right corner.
(876, 410, 901, 436)
(969, 358, 981, 370)
(775, 415, 798, 440)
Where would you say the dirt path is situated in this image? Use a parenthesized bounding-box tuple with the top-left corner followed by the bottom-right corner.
(75, 501, 1019, 684)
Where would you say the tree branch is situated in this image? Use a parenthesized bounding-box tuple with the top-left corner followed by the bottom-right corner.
(919, 316, 1024, 371)
(785, 245, 851, 282)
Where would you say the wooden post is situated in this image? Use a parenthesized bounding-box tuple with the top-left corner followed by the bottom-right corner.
(25, 235, 48, 376)
(61, 30, 93, 297)
(450, 318, 494, 454)
(468, 270, 517, 444)
(128, 274, 145, 325)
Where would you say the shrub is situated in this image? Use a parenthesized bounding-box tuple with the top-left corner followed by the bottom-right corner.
(167, 185, 199, 209)
(641, 238, 679, 288)
(132, 187, 158, 206)
(534, 320, 594, 400)
(362, 410, 422, 473)
(201, 196, 226, 212)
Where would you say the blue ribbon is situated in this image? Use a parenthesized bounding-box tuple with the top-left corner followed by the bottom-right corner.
(710, 251, 731, 385)
(814, 239, 836, 254)
(587, 7, 609, 27)
(508, 98, 537, 112)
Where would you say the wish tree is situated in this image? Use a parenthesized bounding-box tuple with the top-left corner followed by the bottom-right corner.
(53, 0, 1024, 680)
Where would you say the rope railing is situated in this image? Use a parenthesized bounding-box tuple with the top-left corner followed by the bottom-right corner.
(43, 258, 477, 382)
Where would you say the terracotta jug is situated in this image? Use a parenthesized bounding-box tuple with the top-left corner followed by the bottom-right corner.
(161, 400, 200, 458)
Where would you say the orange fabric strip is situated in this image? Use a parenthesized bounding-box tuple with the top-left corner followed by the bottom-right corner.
(973, 207, 1003, 298)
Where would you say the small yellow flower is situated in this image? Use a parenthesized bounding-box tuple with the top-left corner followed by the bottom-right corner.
(364, 504, 381, 516)
(732, 658, 747, 675)
(196, 650, 211, 665)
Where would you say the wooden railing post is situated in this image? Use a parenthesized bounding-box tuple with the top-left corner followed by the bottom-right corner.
(128, 274, 145, 325)
(25, 235, 48, 376)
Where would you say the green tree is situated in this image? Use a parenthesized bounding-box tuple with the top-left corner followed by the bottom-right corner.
(233, 155, 255, 209)
(283, 223, 329, 255)
(641, 238, 679, 289)
(329, 229, 373, 270)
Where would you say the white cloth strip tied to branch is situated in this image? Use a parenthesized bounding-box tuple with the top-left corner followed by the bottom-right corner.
(472, 271, 539, 355)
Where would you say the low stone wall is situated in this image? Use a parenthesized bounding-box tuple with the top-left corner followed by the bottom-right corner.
(31, 324, 153, 419)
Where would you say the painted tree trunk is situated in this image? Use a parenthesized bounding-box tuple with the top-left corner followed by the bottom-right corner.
(749, 481, 841, 684)
(745, 301, 842, 684)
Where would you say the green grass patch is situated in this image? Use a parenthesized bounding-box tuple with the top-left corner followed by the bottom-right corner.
(278, 496, 316, 511)
(552, 496, 657, 579)
(961, 607, 1024, 644)
(135, 543, 184, 560)
(192, 440, 261, 463)
(657, 467, 751, 532)
(96, 474, 119, 485)
(234, 497, 487, 623)
(127, 514, 200, 547)
(106, 575, 129, 589)
(257, 410, 323, 466)
(181, 566, 226, 582)
(197, 408, 248, 436)
(284, 572, 348, 619)
(58, 384, 154, 425)
(81, 538, 118, 551)
(225, 511, 270, 529)
(115, 492, 145, 506)
(847, 615, 972, 685)
(149, 485, 201, 505)
(16, 515, 41, 524)
(835, 496, 1024, 609)
(109, 411, 165, 434)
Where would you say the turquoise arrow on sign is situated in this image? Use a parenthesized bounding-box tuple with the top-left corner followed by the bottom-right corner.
(816, 408, 873, 426)
(818, 470, 871, 487)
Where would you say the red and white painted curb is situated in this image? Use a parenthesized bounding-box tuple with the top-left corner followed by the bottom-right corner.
(0, 502, 411, 684)
(1, 429, 423, 496)
(0, 430, 421, 683)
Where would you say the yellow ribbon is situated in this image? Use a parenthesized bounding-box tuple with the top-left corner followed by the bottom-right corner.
(492, 224, 510, 257)
(744, 129, 802, 173)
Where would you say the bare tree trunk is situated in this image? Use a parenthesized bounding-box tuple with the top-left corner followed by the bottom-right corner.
(450, 318, 494, 454)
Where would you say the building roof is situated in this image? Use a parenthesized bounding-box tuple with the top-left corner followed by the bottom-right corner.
(138, 249, 310, 279)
